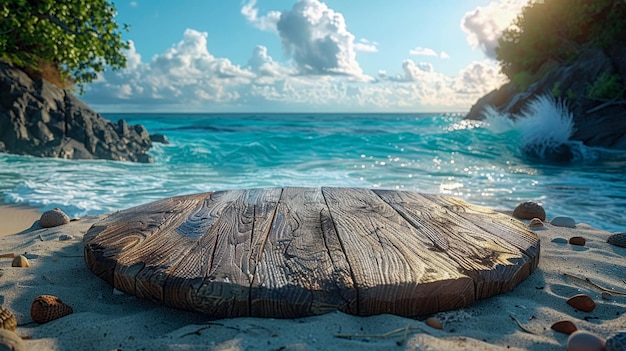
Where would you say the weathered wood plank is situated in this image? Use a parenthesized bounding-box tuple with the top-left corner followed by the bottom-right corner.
(251, 187, 356, 317)
(128, 191, 236, 303)
(163, 188, 281, 317)
(421, 194, 540, 266)
(374, 190, 538, 299)
(321, 187, 474, 316)
(83, 193, 210, 288)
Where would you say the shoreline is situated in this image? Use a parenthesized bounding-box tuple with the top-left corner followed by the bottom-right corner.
(0, 202, 42, 236)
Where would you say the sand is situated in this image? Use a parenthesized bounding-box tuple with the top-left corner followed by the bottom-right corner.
(0, 204, 42, 237)
(0, 208, 624, 350)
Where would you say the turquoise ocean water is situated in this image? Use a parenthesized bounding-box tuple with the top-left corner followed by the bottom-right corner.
(1, 112, 625, 232)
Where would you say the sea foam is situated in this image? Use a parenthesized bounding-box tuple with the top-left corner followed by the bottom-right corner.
(483, 95, 595, 162)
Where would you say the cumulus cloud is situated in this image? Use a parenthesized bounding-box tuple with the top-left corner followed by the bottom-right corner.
(371, 59, 505, 108)
(241, 0, 281, 31)
(247, 45, 295, 80)
(85, 29, 254, 106)
(242, 0, 372, 79)
(461, 0, 528, 58)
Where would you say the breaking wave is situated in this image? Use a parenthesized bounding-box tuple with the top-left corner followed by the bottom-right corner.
(483, 95, 596, 162)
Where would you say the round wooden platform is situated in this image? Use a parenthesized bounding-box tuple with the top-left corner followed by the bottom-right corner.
(83, 187, 540, 318)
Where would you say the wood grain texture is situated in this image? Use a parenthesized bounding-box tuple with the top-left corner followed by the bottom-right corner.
(251, 187, 356, 317)
(83, 187, 540, 318)
(322, 187, 474, 316)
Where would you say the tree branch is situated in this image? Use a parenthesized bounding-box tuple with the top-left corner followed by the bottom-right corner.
(35, 13, 84, 36)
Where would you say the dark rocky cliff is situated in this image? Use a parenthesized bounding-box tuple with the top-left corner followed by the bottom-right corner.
(465, 46, 626, 151)
(0, 61, 154, 163)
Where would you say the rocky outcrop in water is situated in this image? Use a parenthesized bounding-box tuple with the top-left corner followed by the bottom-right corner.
(0, 61, 154, 163)
(465, 46, 626, 151)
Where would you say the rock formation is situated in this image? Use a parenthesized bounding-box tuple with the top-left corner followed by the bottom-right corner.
(465, 46, 626, 151)
(0, 61, 154, 163)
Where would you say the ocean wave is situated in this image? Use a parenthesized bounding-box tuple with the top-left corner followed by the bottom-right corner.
(483, 95, 600, 162)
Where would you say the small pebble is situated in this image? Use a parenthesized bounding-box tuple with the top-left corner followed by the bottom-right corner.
(425, 317, 442, 330)
(551, 216, 576, 228)
(569, 236, 586, 246)
(567, 330, 606, 351)
(58, 234, 74, 241)
(607, 232, 626, 248)
(10, 255, 29, 268)
(601, 292, 612, 301)
(551, 320, 577, 335)
(0, 329, 25, 351)
(39, 208, 70, 228)
(529, 218, 544, 227)
(552, 238, 568, 244)
(567, 294, 596, 312)
(513, 201, 546, 221)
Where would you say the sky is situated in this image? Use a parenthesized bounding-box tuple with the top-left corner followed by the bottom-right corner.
(82, 0, 529, 113)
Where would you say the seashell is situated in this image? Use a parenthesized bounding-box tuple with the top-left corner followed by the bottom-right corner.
(10, 255, 29, 268)
(0, 329, 25, 351)
(567, 294, 596, 312)
(550, 216, 576, 228)
(607, 232, 626, 248)
(569, 236, 586, 246)
(425, 317, 442, 330)
(550, 320, 577, 335)
(0, 306, 17, 332)
(606, 332, 626, 351)
(513, 202, 546, 221)
(567, 331, 606, 351)
(601, 291, 613, 300)
(30, 295, 73, 324)
(529, 218, 544, 227)
(39, 208, 70, 228)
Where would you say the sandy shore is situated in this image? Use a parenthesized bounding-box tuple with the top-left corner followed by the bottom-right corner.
(0, 203, 42, 236)
(0, 207, 624, 350)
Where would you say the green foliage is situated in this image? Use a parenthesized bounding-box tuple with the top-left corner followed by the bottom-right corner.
(0, 0, 129, 90)
(552, 81, 562, 97)
(511, 71, 534, 91)
(551, 82, 577, 99)
(497, 0, 626, 80)
(587, 72, 623, 100)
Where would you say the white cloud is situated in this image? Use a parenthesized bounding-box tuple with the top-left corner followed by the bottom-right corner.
(247, 45, 295, 80)
(409, 46, 450, 59)
(85, 29, 254, 106)
(130, 1, 138, 7)
(355, 39, 378, 53)
(241, 0, 281, 31)
(409, 47, 438, 57)
(242, 0, 372, 80)
(461, 0, 529, 59)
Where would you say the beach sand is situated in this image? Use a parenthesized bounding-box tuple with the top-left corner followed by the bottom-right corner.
(0, 204, 42, 237)
(0, 208, 624, 350)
